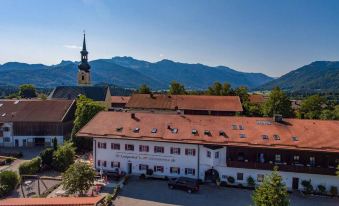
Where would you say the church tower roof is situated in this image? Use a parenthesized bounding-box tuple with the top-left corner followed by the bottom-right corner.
(78, 32, 91, 72)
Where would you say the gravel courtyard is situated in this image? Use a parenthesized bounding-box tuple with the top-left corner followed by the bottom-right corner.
(114, 176, 339, 206)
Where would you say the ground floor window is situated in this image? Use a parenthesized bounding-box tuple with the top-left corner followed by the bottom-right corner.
(257, 174, 264, 182)
(185, 168, 195, 176)
(170, 167, 180, 174)
(154, 165, 164, 173)
(3, 137, 11, 142)
(237, 173, 243, 180)
(98, 160, 107, 167)
(111, 161, 120, 168)
(139, 164, 148, 171)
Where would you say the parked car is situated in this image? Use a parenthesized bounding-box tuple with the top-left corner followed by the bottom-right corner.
(104, 168, 126, 180)
(168, 177, 199, 193)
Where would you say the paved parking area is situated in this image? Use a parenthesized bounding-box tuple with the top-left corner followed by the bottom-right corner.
(114, 176, 339, 206)
(0, 147, 43, 172)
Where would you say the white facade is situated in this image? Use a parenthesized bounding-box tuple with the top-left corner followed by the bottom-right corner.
(93, 137, 339, 191)
(0, 122, 64, 147)
(0, 122, 13, 147)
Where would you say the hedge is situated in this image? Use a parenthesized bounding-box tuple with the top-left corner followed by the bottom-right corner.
(18, 157, 41, 175)
(0, 171, 19, 197)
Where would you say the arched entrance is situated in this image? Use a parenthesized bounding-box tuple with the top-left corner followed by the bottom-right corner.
(204, 168, 220, 183)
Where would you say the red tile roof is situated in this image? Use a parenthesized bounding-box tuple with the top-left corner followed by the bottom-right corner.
(77, 112, 339, 153)
(111, 96, 130, 104)
(0, 196, 104, 206)
(249, 94, 266, 104)
(126, 94, 243, 112)
(0, 100, 75, 122)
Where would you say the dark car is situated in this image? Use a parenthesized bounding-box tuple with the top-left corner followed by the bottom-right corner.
(168, 177, 199, 193)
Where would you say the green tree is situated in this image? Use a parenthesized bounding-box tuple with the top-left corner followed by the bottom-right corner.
(138, 84, 151, 94)
(71, 95, 105, 151)
(39, 148, 54, 168)
(62, 162, 95, 196)
(234, 86, 249, 103)
(320, 109, 336, 120)
(169, 81, 186, 95)
(299, 95, 327, 119)
(0, 171, 19, 193)
(263, 87, 293, 117)
(53, 142, 76, 172)
(252, 167, 289, 206)
(207, 82, 232, 96)
(18, 84, 37, 98)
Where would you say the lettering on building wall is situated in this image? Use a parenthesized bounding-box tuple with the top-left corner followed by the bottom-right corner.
(115, 152, 176, 163)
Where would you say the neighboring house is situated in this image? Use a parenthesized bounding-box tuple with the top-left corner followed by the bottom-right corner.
(249, 94, 267, 105)
(110, 96, 130, 111)
(77, 112, 339, 191)
(0, 196, 104, 206)
(48, 86, 111, 108)
(126, 94, 243, 115)
(0, 99, 75, 147)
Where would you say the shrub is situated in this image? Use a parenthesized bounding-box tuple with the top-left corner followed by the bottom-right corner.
(39, 148, 54, 168)
(301, 180, 313, 194)
(0, 171, 19, 197)
(330, 186, 338, 196)
(317, 185, 326, 194)
(227, 176, 235, 184)
(19, 157, 41, 175)
(53, 142, 75, 172)
(104, 194, 113, 206)
(247, 176, 255, 187)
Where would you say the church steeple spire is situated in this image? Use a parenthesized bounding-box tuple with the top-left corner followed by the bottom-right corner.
(82, 31, 87, 51)
(78, 31, 91, 85)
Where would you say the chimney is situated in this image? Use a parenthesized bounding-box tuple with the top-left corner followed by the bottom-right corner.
(131, 113, 136, 119)
(167, 124, 171, 130)
(273, 114, 283, 123)
(150, 93, 154, 98)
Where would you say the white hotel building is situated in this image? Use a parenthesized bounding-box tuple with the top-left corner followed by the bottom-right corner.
(77, 112, 339, 191)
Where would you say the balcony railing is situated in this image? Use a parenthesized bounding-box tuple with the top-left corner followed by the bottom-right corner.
(226, 160, 337, 176)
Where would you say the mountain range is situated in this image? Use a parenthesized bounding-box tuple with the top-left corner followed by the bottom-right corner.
(258, 61, 339, 92)
(0, 57, 273, 90)
(0, 57, 338, 93)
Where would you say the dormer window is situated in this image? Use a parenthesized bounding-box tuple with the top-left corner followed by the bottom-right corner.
(239, 125, 244, 130)
(151, 128, 157, 133)
(171, 128, 178, 134)
(232, 125, 238, 130)
(219, 130, 226, 136)
(133, 128, 140, 133)
(292, 136, 299, 141)
(204, 130, 211, 136)
(273, 134, 280, 140)
(116, 127, 123, 132)
(240, 134, 246, 138)
(192, 129, 198, 135)
(262, 135, 269, 140)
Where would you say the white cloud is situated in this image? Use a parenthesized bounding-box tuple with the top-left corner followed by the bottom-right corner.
(159, 54, 164, 58)
(63, 45, 81, 49)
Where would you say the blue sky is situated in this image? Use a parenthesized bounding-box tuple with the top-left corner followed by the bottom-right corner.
(0, 0, 339, 76)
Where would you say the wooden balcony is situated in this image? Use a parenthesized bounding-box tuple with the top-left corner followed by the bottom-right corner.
(226, 160, 337, 176)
